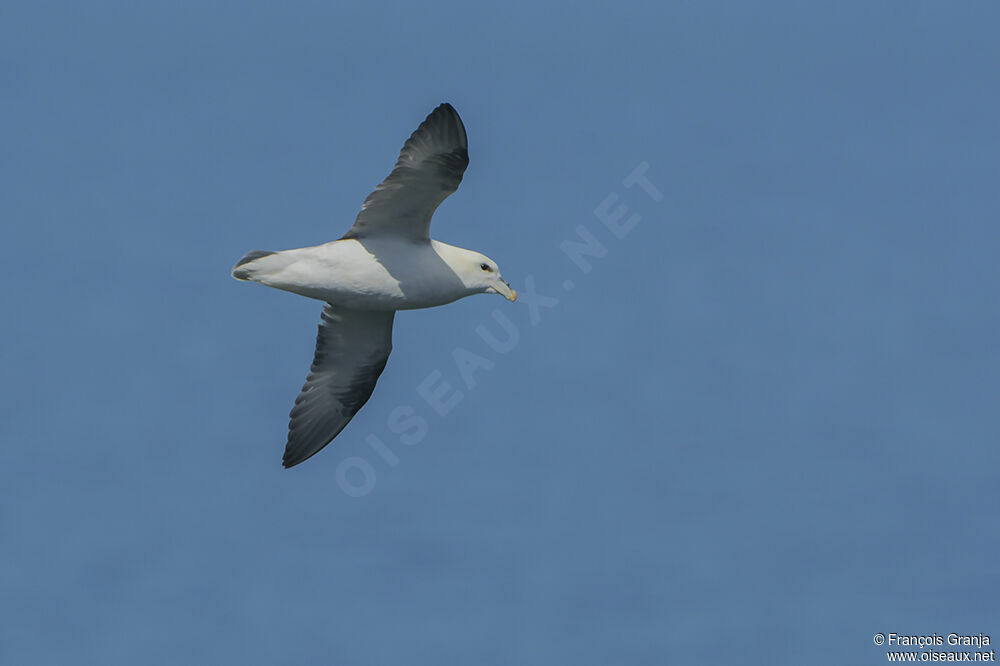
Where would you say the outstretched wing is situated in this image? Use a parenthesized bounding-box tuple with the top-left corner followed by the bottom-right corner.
(283, 305, 395, 468)
(341, 103, 469, 241)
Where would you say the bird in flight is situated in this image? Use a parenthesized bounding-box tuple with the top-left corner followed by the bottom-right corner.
(233, 103, 517, 468)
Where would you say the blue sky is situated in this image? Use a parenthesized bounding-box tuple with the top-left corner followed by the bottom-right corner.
(2, 2, 998, 664)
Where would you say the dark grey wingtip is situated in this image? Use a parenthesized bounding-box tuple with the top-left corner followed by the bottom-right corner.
(232, 250, 275, 280)
(282, 436, 335, 468)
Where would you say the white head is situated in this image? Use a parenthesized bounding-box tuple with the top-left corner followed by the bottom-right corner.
(439, 244, 517, 301)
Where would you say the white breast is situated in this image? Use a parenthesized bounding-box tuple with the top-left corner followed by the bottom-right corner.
(253, 238, 472, 310)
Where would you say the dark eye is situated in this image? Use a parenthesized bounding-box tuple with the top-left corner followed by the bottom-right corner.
(480, 263, 490, 271)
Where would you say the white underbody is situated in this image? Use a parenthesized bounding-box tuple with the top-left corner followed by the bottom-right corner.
(242, 238, 479, 310)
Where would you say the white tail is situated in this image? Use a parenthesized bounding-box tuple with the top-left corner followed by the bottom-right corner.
(231, 250, 278, 281)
